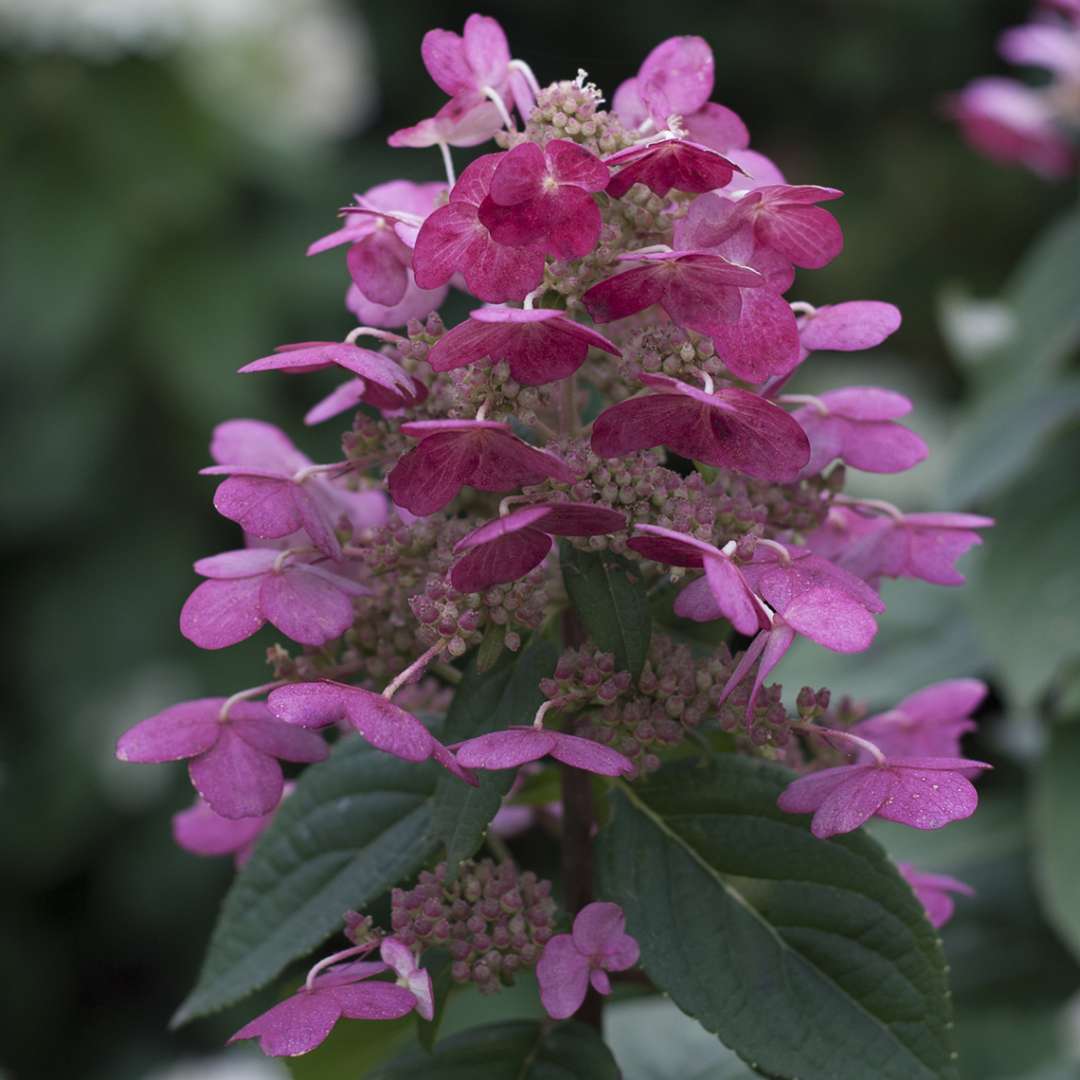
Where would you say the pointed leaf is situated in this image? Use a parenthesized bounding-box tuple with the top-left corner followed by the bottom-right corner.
(369, 1019, 619, 1079)
(173, 736, 442, 1025)
(432, 637, 558, 873)
(597, 756, 958, 1080)
(560, 542, 652, 677)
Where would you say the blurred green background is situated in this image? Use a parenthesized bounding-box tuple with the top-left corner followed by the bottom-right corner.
(2, 1, 1079, 1078)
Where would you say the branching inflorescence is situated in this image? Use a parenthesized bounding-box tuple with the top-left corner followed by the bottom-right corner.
(117, 16, 995, 1059)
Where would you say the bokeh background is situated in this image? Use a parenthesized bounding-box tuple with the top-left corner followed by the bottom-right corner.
(2, 1, 1079, 1078)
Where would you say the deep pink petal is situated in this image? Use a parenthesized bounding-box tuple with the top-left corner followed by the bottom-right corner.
(260, 568, 354, 647)
(755, 204, 843, 269)
(490, 142, 546, 206)
(705, 287, 801, 383)
(536, 934, 590, 1020)
(190, 727, 283, 819)
(116, 699, 222, 763)
(606, 139, 738, 199)
(180, 577, 266, 649)
(451, 528, 552, 591)
(546, 139, 610, 191)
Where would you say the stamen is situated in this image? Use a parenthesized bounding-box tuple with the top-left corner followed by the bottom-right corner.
(835, 494, 906, 522)
(788, 301, 817, 317)
(292, 461, 351, 484)
(436, 139, 456, 188)
(481, 86, 516, 131)
(382, 641, 447, 701)
(345, 326, 404, 346)
(508, 58, 542, 95)
(792, 723, 888, 767)
(304, 942, 379, 992)
(778, 393, 830, 415)
(755, 537, 793, 566)
(523, 285, 545, 310)
(532, 699, 558, 730)
(218, 680, 287, 723)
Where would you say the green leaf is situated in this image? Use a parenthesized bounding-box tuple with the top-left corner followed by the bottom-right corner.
(369, 1020, 619, 1079)
(598, 757, 958, 1080)
(560, 541, 652, 677)
(1033, 723, 1080, 964)
(974, 206, 1080, 390)
(946, 376, 1080, 506)
(173, 737, 442, 1026)
(432, 638, 558, 874)
(970, 427, 1080, 708)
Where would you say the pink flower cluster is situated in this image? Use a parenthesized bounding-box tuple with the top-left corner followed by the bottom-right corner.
(115, 14, 994, 1054)
(950, 0, 1080, 177)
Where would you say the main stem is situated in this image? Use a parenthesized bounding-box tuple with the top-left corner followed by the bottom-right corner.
(559, 606, 603, 1030)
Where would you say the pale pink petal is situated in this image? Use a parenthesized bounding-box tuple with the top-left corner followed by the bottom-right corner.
(421, 28, 472, 95)
(780, 587, 878, 653)
(342, 689, 437, 763)
(703, 555, 764, 635)
(672, 575, 724, 621)
(190, 727, 283, 819)
(180, 577, 266, 649)
(259, 567, 354, 646)
(590, 969, 612, 995)
(903, 525, 984, 586)
(230, 710, 329, 763)
(755, 203, 843, 269)
(347, 230, 409, 308)
(777, 763, 868, 813)
(638, 35, 715, 121)
(683, 102, 750, 152)
(875, 767, 980, 830)
(819, 387, 912, 421)
(213, 476, 302, 539)
(572, 902, 631, 960)
(331, 982, 418, 1021)
(462, 13, 510, 89)
(116, 699, 222, 763)
(839, 420, 928, 474)
(808, 767, 892, 838)
(548, 732, 634, 776)
(193, 548, 279, 579)
(799, 302, 902, 353)
(268, 681, 349, 729)
(536, 934, 591, 1020)
(455, 728, 558, 770)
(898, 679, 988, 726)
(611, 77, 648, 128)
(304, 379, 368, 426)
(346, 276, 449, 329)
(210, 418, 309, 473)
(228, 990, 342, 1057)
(173, 798, 272, 858)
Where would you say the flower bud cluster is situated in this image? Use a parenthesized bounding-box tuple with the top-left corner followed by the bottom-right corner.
(516, 79, 633, 155)
(390, 859, 557, 994)
(709, 468, 842, 542)
(410, 562, 550, 657)
(443, 361, 553, 424)
(614, 324, 724, 390)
